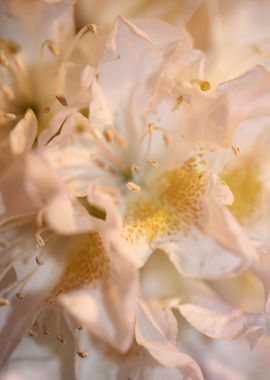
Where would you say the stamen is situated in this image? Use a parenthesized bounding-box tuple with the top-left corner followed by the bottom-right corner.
(172, 95, 184, 111)
(127, 182, 141, 192)
(131, 164, 141, 173)
(16, 292, 24, 300)
(0, 297, 9, 306)
(103, 127, 114, 143)
(77, 351, 88, 358)
(146, 159, 158, 168)
(114, 131, 127, 149)
(139, 123, 156, 161)
(1, 48, 28, 88)
(163, 132, 172, 148)
(191, 78, 210, 91)
(27, 328, 37, 337)
(148, 123, 156, 132)
(83, 120, 127, 170)
(61, 24, 98, 63)
(57, 333, 67, 345)
(105, 124, 127, 149)
(86, 24, 98, 34)
(90, 153, 109, 171)
(35, 256, 44, 266)
(231, 143, 240, 156)
(40, 40, 60, 59)
(36, 233, 45, 248)
(55, 311, 67, 345)
(56, 93, 68, 107)
(42, 324, 51, 336)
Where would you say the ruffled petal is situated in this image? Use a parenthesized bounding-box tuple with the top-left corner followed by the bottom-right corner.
(177, 295, 264, 340)
(136, 302, 204, 380)
(9, 110, 37, 155)
(59, 242, 138, 352)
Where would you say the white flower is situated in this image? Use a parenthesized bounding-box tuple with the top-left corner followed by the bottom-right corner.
(42, 17, 266, 281)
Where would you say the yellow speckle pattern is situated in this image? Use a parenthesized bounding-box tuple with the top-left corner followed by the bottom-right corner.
(48, 233, 110, 302)
(122, 157, 206, 245)
(222, 159, 262, 222)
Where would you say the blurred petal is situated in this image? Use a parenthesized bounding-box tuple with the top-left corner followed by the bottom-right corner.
(136, 302, 204, 380)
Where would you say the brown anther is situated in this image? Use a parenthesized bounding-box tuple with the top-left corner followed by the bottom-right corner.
(4, 113, 16, 120)
(77, 351, 88, 358)
(103, 128, 114, 143)
(172, 95, 184, 111)
(44, 106, 51, 114)
(163, 133, 172, 148)
(131, 164, 140, 173)
(231, 143, 240, 156)
(0, 51, 8, 66)
(147, 123, 156, 132)
(90, 154, 109, 170)
(42, 325, 50, 336)
(28, 328, 37, 337)
(0, 297, 9, 306)
(47, 41, 60, 56)
(192, 78, 210, 91)
(35, 256, 44, 265)
(86, 24, 98, 34)
(146, 159, 158, 168)
(56, 93, 68, 106)
(114, 133, 127, 148)
(16, 292, 24, 300)
(127, 182, 141, 192)
(57, 334, 67, 345)
(36, 233, 45, 248)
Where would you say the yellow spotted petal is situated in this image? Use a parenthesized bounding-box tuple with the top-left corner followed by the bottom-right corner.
(48, 233, 110, 302)
(122, 156, 206, 246)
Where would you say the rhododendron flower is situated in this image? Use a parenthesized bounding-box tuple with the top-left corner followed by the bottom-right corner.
(2, 2, 270, 380)
(43, 17, 266, 280)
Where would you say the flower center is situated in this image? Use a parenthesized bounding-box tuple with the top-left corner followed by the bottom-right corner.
(122, 156, 206, 245)
(222, 158, 262, 221)
(48, 233, 110, 303)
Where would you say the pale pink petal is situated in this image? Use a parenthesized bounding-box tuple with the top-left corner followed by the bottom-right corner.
(136, 302, 204, 380)
(1, 334, 69, 380)
(161, 181, 257, 279)
(25, 153, 65, 203)
(178, 303, 264, 340)
(59, 246, 138, 352)
(245, 326, 265, 350)
(218, 65, 270, 130)
(45, 193, 95, 235)
(0, 158, 41, 223)
(0, 242, 66, 367)
(9, 110, 37, 155)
